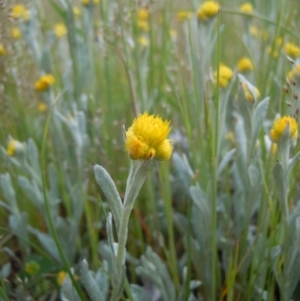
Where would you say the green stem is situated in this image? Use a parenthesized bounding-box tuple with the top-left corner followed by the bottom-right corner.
(0, 276, 10, 301)
(116, 201, 133, 274)
(210, 11, 221, 301)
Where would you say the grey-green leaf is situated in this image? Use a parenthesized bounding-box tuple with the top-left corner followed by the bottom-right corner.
(80, 259, 105, 301)
(94, 164, 122, 231)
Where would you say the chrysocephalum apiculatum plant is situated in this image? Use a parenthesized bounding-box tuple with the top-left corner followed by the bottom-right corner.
(268, 114, 300, 301)
(91, 113, 172, 300)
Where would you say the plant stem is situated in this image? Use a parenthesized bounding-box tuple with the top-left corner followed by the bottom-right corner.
(210, 11, 221, 301)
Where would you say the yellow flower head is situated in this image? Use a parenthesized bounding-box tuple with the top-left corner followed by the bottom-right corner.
(197, 1, 220, 22)
(73, 6, 81, 17)
(137, 8, 149, 22)
(57, 271, 67, 286)
(237, 57, 254, 72)
(6, 139, 23, 156)
(270, 116, 298, 142)
(6, 140, 16, 156)
(239, 3, 254, 14)
(25, 261, 40, 275)
(177, 10, 192, 22)
(125, 113, 173, 160)
(284, 42, 300, 58)
(12, 27, 21, 39)
(214, 64, 233, 88)
(54, 23, 67, 38)
(0, 44, 7, 56)
(34, 74, 55, 91)
(10, 5, 30, 20)
(241, 82, 260, 103)
(287, 64, 300, 81)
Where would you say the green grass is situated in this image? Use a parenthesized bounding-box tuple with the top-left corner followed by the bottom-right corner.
(1, 0, 300, 300)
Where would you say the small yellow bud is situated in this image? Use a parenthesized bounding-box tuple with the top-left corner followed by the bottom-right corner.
(284, 42, 300, 58)
(57, 271, 67, 286)
(11, 27, 21, 39)
(34, 74, 55, 92)
(239, 3, 254, 14)
(237, 57, 254, 72)
(177, 10, 192, 22)
(54, 23, 67, 38)
(197, 1, 220, 22)
(214, 64, 233, 88)
(25, 261, 40, 275)
(270, 116, 298, 142)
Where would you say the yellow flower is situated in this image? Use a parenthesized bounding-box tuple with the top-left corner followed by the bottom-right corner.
(270, 116, 298, 142)
(287, 64, 300, 81)
(177, 10, 192, 22)
(25, 261, 40, 275)
(125, 113, 173, 160)
(6, 139, 23, 156)
(11, 27, 21, 39)
(0, 44, 7, 56)
(237, 57, 254, 72)
(239, 2, 254, 14)
(54, 23, 67, 38)
(197, 1, 220, 22)
(138, 37, 149, 47)
(6, 140, 16, 156)
(57, 271, 67, 286)
(137, 8, 149, 21)
(34, 74, 55, 91)
(137, 20, 149, 31)
(73, 6, 81, 17)
(10, 4, 30, 20)
(214, 64, 233, 88)
(284, 42, 300, 58)
(241, 82, 260, 103)
(37, 102, 48, 113)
